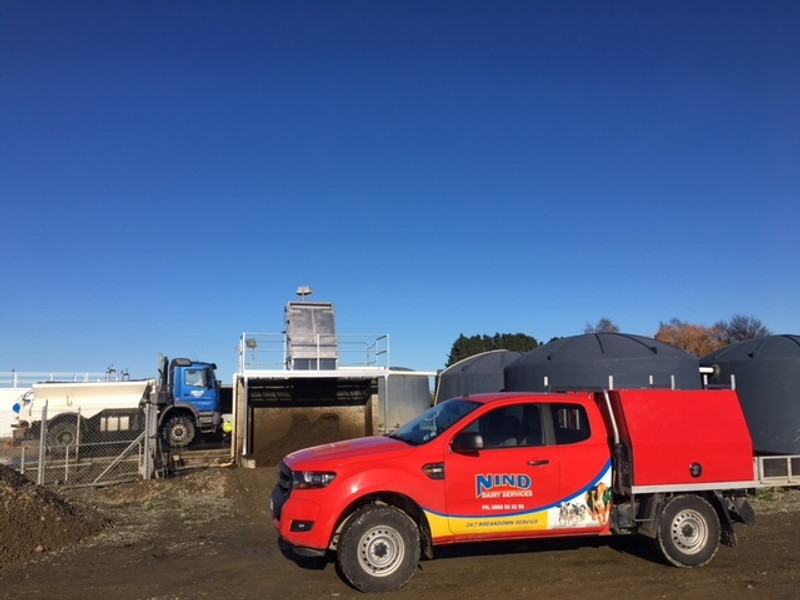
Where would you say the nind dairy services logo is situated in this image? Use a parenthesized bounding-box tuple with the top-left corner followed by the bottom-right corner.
(475, 473, 533, 499)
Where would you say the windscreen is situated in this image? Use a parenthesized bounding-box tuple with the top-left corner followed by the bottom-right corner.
(390, 398, 480, 445)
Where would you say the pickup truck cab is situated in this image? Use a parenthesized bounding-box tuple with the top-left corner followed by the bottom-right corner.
(271, 390, 759, 593)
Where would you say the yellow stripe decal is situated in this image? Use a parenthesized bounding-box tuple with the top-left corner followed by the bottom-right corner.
(426, 508, 552, 537)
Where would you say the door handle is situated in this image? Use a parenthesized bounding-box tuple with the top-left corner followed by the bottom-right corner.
(527, 459, 550, 466)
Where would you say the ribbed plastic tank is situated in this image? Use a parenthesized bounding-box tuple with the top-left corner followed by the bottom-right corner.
(701, 335, 800, 455)
(435, 350, 523, 402)
(504, 333, 702, 392)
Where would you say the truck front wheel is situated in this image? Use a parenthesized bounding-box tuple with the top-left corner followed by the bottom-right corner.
(657, 495, 720, 567)
(336, 505, 420, 593)
(163, 415, 196, 448)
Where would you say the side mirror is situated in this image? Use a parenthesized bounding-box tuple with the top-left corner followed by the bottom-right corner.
(451, 432, 484, 453)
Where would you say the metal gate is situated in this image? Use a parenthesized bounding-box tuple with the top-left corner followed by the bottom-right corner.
(0, 398, 164, 488)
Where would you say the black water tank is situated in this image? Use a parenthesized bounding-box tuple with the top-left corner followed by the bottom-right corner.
(701, 335, 800, 455)
(436, 350, 523, 402)
(505, 333, 702, 392)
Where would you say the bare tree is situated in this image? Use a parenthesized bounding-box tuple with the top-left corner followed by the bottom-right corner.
(716, 314, 772, 345)
(584, 318, 620, 334)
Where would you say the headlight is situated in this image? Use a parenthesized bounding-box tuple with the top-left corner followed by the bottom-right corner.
(292, 471, 336, 489)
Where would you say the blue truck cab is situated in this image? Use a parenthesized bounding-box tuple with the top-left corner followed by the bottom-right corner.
(158, 357, 227, 447)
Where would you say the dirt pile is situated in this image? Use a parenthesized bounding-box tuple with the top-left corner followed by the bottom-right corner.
(0, 465, 110, 568)
(255, 412, 354, 465)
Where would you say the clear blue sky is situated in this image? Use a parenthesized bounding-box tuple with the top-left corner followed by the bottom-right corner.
(1, 1, 798, 380)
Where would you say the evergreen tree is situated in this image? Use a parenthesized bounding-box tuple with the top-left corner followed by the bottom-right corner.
(446, 332, 539, 367)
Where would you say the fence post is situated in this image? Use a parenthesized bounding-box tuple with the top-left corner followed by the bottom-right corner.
(142, 392, 149, 480)
(64, 444, 70, 484)
(143, 382, 158, 480)
(37, 400, 48, 486)
(75, 407, 82, 463)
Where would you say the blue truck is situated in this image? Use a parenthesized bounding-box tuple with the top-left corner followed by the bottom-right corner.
(157, 356, 230, 447)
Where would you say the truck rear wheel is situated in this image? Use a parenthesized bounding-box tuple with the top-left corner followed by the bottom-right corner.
(657, 495, 720, 567)
(46, 419, 84, 456)
(163, 415, 195, 448)
(337, 505, 420, 593)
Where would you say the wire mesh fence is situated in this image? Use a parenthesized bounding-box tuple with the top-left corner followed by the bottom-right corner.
(0, 399, 164, 487)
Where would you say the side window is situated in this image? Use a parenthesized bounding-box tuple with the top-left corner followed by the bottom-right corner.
(519, 404, 544, 446)
(467, 406, 523, 449)
(464, 404, 545, 449)
(185, 368, 207, 388)
(551, 403, 591, 444)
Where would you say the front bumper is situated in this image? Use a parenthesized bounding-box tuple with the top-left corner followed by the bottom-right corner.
(271, 464, 332, 551)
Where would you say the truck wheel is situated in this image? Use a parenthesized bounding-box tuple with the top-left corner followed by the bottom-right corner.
(337, 505, 420, 593)
(164, 415, 195, 448)
(47, 420, 82, 456)
(657, 495, 720, 567)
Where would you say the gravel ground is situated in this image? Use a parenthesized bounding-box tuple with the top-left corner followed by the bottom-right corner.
(1, 464, 799, 600)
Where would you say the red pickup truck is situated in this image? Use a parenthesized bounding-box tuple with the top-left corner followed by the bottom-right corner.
(271, 389, 794, 593)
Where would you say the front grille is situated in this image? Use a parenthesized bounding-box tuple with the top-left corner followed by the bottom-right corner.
(278, 462, 293, 496)
(271, 461, 293, 521)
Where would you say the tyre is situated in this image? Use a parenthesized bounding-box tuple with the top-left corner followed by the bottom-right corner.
(46, 419, 82, 456)
(163, 415, 196, 448)
(336, 505, 420, 593)
(656, 495, 720, 567)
